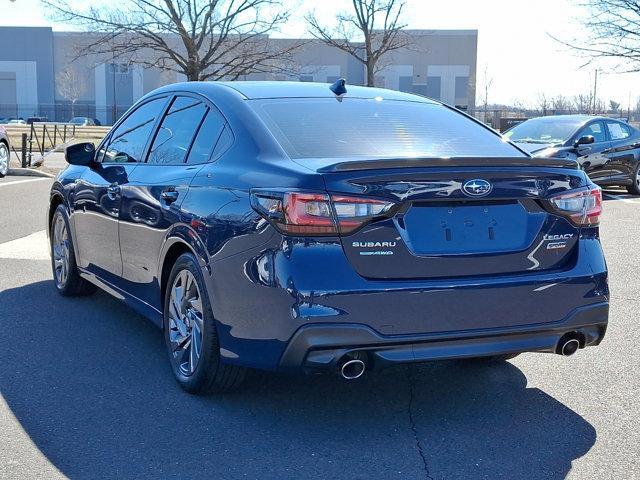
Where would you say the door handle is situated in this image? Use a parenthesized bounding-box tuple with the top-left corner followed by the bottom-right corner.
(107, 183, 121, 200)
(161, 189, 179, 204)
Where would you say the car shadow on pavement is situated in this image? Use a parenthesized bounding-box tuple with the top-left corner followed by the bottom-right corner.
(0, 280, 596, 480)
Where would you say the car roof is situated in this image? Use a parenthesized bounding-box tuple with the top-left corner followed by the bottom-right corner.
(220, 81, 437, 102)
(524, 115, 623, 124)
(157, 80, 437, 103)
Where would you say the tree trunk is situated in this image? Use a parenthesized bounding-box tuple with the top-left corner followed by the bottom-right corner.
(366, 62, 375, 87)
(185, 60, 200, 82)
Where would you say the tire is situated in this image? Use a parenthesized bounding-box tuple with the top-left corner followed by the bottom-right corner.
(164, 253, 246, 394)
(0, 142, 9, 178)
(50, 205, 96, 296)
(627, 164, 640, 195)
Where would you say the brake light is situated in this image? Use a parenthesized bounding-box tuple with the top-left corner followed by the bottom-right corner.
(251, 191, 395, 235)
(548, 187, 602, 226)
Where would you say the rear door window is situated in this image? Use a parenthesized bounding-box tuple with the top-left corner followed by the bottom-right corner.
(606, 121, 631, 141)
(185, 107, 227, 165)
(147, 96, 207, 165)
(250, 98, 524, 160)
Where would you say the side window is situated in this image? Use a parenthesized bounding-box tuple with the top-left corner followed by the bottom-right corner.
(606, 121, 630, 141)
(579, 121, 607, 143)
(185, 107, 226, 165)
(147, 96, 207, 165)
(103, 97, 167, 163)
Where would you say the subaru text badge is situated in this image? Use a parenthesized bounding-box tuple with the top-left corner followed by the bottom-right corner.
(462, 179, 492, 197)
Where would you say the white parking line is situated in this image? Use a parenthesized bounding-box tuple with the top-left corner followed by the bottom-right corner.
(0, 177, 50, 188)
(0, 230, 50, 260)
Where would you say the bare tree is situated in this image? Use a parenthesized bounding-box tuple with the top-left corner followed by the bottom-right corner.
(477, 65, 493, 123)
(536, 92, 550, 116)
(552, 95, 572, 114)
(42, 0, 302, 81)
(56, 66, 88, 117)
(572, 93, 594, 114)
(511, 99, 528, 112)
(306, 0, 409, 86)
(558, 0, 640, 72)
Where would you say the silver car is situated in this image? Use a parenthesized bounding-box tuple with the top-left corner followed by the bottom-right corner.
(0, 125, 9, 177)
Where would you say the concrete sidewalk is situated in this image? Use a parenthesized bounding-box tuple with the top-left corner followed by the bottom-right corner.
(38, 151, 66, 171)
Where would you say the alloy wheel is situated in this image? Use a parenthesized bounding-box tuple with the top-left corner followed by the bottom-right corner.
(52, 214, 70, 288)
(168, 270, 204, 376)
(0, 144, 8, 176)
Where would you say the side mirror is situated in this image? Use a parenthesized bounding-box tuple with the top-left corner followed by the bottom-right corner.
(65, 142, 96, 166)
(575, 135, 595, 147)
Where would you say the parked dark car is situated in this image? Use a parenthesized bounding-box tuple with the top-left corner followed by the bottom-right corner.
(48, 82, 609, 394)
(26, 116, 48, 124)
(505, 115, 640, 194)
(68, 116, 97, 126)
(0, 125, 9, 177)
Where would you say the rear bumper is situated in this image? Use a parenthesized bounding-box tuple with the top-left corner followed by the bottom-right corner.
(209, 231, 609, 371)
(279, 302, 608, 370)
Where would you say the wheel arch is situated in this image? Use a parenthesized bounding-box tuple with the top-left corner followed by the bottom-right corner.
(158, 237, 209, 312)
(48, 191, 68, 241)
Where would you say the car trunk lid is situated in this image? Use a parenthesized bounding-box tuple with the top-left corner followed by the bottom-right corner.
(317, 157, 585, 279)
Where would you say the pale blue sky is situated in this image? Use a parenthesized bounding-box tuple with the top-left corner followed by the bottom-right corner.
(3, 0, 640, 108)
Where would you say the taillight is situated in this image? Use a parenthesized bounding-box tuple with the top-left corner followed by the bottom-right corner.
(251, 191, 395, 236)
(548, 187, 602, 226)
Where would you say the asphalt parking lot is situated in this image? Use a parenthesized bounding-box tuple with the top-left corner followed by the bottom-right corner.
(0, 175, 638, 480)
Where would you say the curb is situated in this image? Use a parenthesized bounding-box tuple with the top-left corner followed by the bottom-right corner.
(7, 167, 56, 178)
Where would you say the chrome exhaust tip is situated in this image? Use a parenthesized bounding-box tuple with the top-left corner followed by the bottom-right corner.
(340, 359, 366, 380)
(559, 338, 580, 356)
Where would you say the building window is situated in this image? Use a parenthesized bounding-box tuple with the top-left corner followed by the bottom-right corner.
(398, 76, 413, 93)
(455, 76, 468, 100)
(426, 76, 441, 100)
(299, 75, 314, 82)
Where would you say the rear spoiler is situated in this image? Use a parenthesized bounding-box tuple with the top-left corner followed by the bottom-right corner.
(316, 157, 579, 173)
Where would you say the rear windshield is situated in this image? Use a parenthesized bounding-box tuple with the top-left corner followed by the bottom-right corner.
(250, 98, 523, 160)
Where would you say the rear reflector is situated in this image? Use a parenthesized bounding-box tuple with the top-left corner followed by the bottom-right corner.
(251, 191, 395, 236)
(548, 187, 602, 226)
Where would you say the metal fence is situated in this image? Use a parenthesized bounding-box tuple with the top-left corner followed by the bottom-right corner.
(4, 123, 111, 167)
(0, 103, 133, 126)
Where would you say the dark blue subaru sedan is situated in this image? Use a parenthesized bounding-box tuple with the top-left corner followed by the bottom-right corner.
(48, 81, 609, 394)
